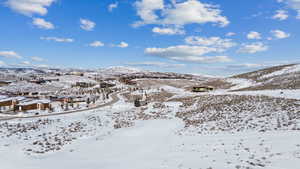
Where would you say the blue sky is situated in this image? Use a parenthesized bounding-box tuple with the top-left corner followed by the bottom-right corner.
(0, 0, 300, 76)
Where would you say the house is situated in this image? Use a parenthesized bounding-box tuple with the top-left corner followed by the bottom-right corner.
(68, 72, 84, 76)
(0, 80, 13, 86)
(15, 91, 40, 96)
(192, 86, 214, 92)
(72, 82, 96, 88)
(119, 78, 137, 85)
(104, 78, 116, 81)
(31, 92, 39, 96)
(100, 82, 116, 88)
(134, 98, 148, 107)
(39, 91, 54, 96)
(14, 99, 51, 112)
(51, 96, 86, 103)
(51, 96, 71, 103)
(72, 97, 86, 103)
(29, 79, 46, 84)
(126, 80, 137, 85)
(0, 97, 25, 108)
(44, 78, 59, 82)
(17, 92, 30, 96)
(54, 73, 62, 76)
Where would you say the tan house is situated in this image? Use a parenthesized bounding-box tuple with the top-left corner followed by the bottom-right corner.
(0, 97, 25, 108)
(14, 100, 51, 112)
(119, 78, 137, 85)
(192, 86, 214, 92)
(72, 82, 96, 88)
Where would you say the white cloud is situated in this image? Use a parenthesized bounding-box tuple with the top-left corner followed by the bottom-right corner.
(35, 64, 49, 68)
(134, 0, 164, 26)
(144, 35, 236, 64)
(40, 37, 74, 43)
(232, 63, 265, 68)
(117, 41, 129, 48)
(32, 18, 54, 29)
(238, 42, 269, 54)
(80, 18, 96, 31)
(108, 2, 118, 12)
(278, 0, 300, 10)
(146, 45, 215, 57)
(152, 27, 185, 35)
(31, 56, 45, 62)
(127, 61, 185, 68)
(185, 36, 236, 50)
(5, 0, 56, 16)
(21, 61, 31, 65)
(134, 0, 229, 27)
(225, 63, 267, 70)
(272, 10, 289, 20)
(169, 55, 232, 63)
(89, 41, 104, 47)
(226, 32, 236, 37)
(0, 60, 6, 66)
(247, 31, 262, 40)
(162, 0, 229, 27)
(278, 0, 300, 19)
(270, 29, 291, 39)
(298, 11, 300, 19)
(145, 45, 232, 63)
(0, 50, 22, 59)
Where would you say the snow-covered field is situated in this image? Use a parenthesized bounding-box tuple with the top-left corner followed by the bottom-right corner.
(2, 118, 300, 169)
(0, 64, 300, 169)
(0, 88, 299, 169)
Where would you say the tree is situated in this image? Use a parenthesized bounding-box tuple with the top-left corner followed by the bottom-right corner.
(65, 103, 69, 111)
(134, 99, 141, 107)
(86, 98, 90, 105)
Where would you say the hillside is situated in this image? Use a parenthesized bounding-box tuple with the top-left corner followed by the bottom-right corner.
(98, 66, 211, 81)
(199, 64, 300, 92)
(229, 64, 300, 91)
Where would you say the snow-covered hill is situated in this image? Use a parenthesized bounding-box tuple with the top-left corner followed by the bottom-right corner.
(98, 66, 143, 75)
(97, 66, 211, 81)
(226, 64, 300, 91)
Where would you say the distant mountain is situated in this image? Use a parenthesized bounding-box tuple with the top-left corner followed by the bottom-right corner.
(0, 66, 212, 82)
(98, 66, 143, 75)
(0, 67, 47, 74)
(96, 66, 210, 81)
